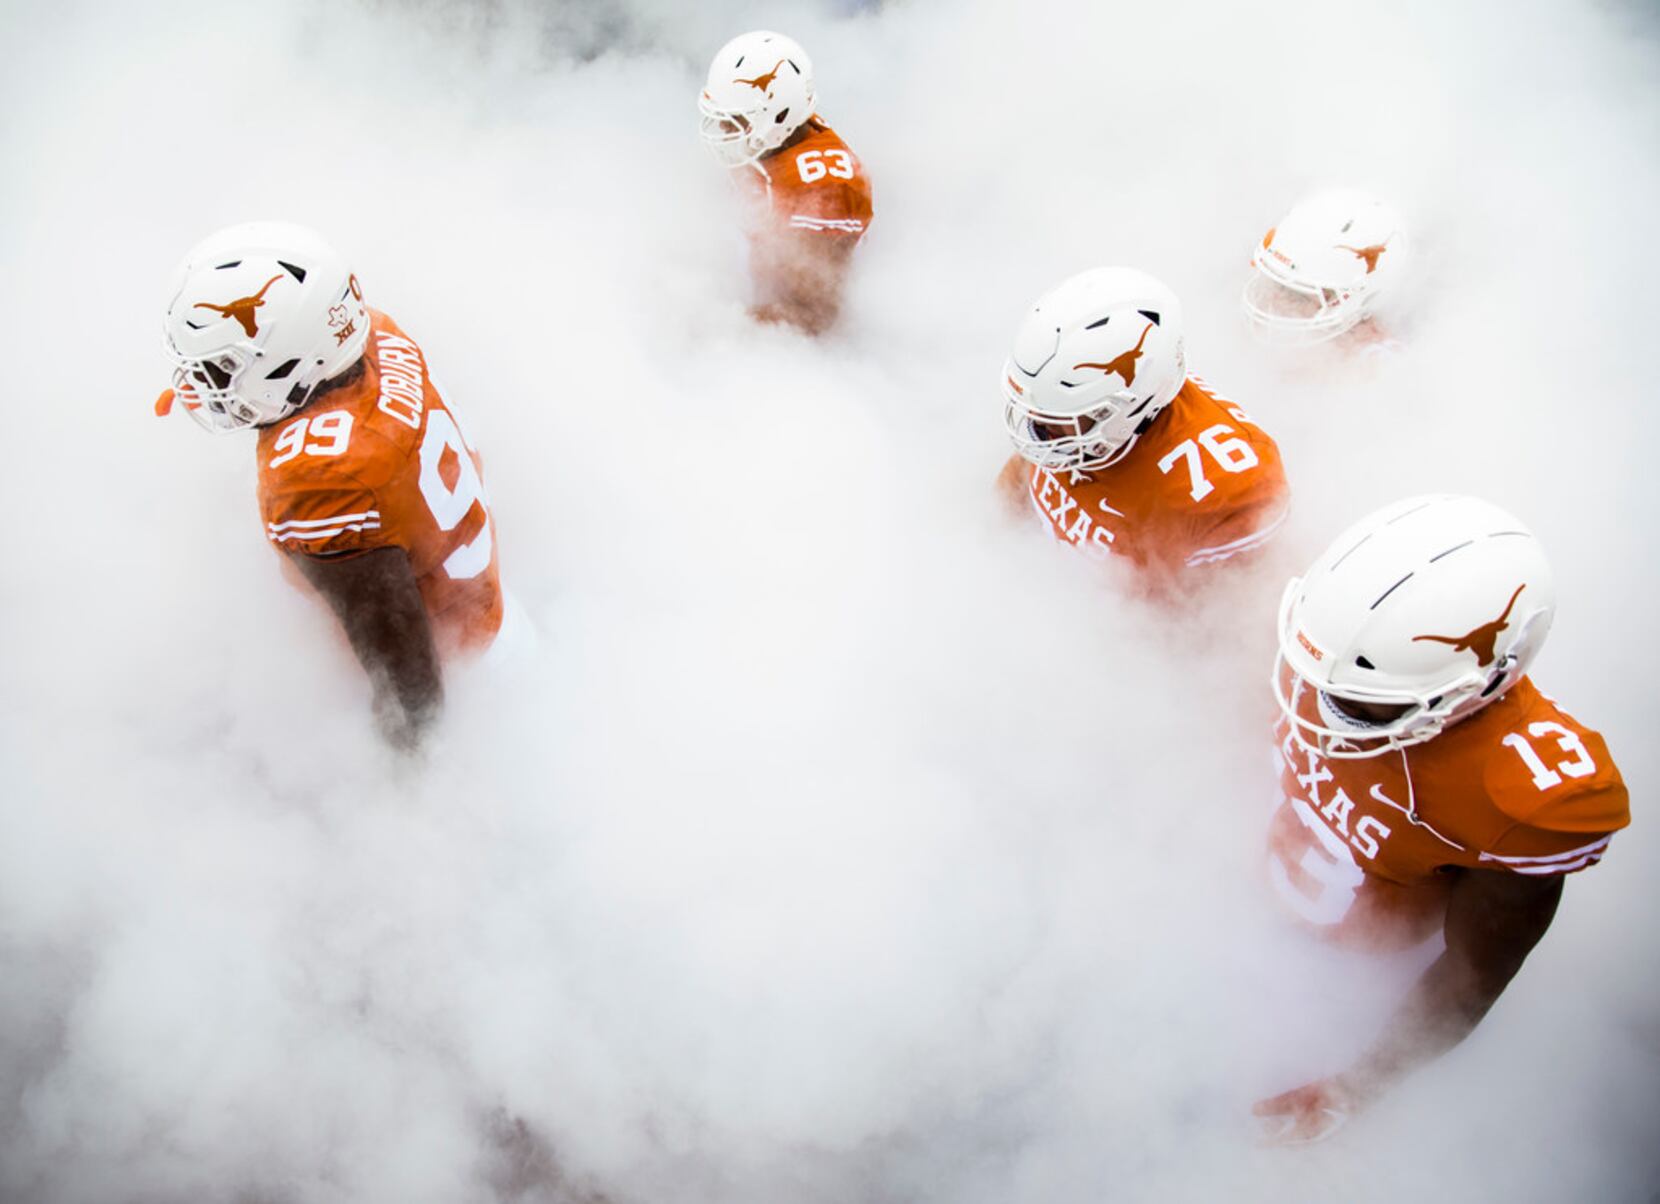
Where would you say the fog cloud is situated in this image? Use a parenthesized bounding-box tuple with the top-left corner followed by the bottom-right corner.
(2, 0, 1656, 1200)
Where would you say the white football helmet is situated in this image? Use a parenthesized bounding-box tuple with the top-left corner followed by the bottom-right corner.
(1002, 267, 1187, 474)
(698, 31, 816, 169)
(1275, 495, 1555, 759)
(161, 221, 369, 433)
(1243, 189, 1406, 345)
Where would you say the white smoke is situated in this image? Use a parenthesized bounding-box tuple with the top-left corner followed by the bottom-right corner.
(1, 0, 1656, 1200)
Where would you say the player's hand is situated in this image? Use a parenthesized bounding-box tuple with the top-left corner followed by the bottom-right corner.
(1252, 1076, 1359, 1146)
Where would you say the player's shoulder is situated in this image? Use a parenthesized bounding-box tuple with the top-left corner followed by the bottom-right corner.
(1430, 678, 1630, 835)
(254, 391, 384, 552)
(364, 308, 429, 376)
(797, 117, 859, 158)
(1126, 376, 1285, 502)
(762, 118, 871, 191)
(368, 307, 408, 339)
(1178, 376, 1280, 446)
(257, 311, 430, 492)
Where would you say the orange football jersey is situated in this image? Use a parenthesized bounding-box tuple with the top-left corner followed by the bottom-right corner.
(255, 310, 503, 659)
(1268, 674, 1630, 951)
(1002, 376, 1289, 576)
(738, 117, 874, 243)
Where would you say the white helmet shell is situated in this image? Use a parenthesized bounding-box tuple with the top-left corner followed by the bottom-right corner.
(1243, 189, 1406, 345)
(1275, 494, 1555, 758)
(698, 31, 816, 169)
(1002, 267, 1187, 474)
(162, 221, 369, 432)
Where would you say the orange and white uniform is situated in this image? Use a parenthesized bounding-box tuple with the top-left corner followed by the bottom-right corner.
(1268, 674, 1630, 952)
(256, 309, 503, 659)
(1002, 377, 1289, 577)
(738, 117, 874, 249)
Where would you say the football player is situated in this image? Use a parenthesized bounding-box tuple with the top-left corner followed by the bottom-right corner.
(1257, 494, 1629, 1143)
(1243, 188, 1406, 350)
(155, 221, 505, 750)
(997, 267, 1290, 583)
(698, 30, 874, 335)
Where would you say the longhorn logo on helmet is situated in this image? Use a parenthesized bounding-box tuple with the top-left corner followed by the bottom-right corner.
(193, 274, 284, 338)
(1336, 239, 1390, 274)
(734, 59, 787, 93)
(1412, 583, 1526, 666)
(1073, 322, 1155, 389)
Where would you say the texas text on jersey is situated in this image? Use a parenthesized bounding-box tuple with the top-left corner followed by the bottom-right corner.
(256, 309, 503, 659)
(1003, 376, 1289, 576)
(1269, 671, 1630, 951)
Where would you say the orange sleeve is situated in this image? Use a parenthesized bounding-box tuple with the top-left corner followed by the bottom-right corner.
(1474, 714, 1629, 875)
(782, 179, 872, 236)
(1481, 719, 1630, 834)
(1185, 478, 1289, 567)
(996, 454, 1032, 514)
(768, 144, 872, 239)
(262, 481, 386, 559)
(1478, 811, 1625, 877)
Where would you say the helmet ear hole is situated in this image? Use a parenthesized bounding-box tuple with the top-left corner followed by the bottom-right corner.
(773, 107, 791, 125)
(1480, 655, 1516, 698)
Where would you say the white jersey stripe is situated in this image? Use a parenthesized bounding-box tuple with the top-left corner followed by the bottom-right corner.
(1503, 853, 1605, 876)
(267, 522, 382, 543)
(267, 511, 381, 532)
(789, 216, 865, 232)
(1478, 835, 1612, 866)
(1186, 507, 1288, 566)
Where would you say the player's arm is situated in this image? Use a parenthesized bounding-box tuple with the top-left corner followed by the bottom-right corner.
(1354, 867, 1562, 1082)
(995, 454, 1033, 514)
(292, 546, 443, 751)
(1184, 476, 1289, 568)
(750, 228, 859, 335)
(1256, 866, 1562, 1144)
